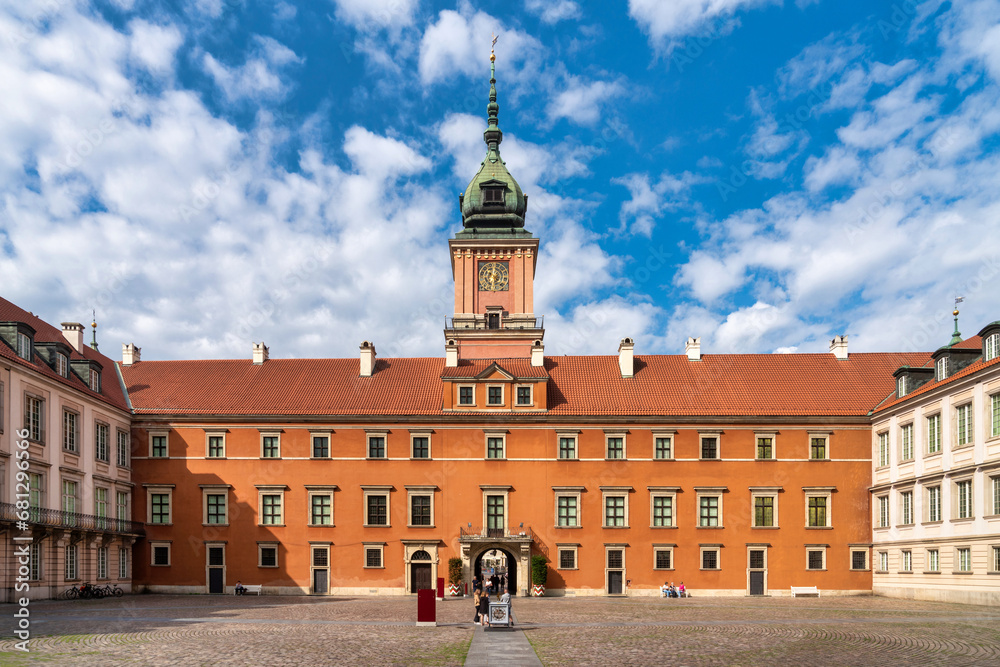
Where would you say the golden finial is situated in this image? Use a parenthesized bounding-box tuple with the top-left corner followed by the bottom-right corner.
(491, 32, 498, 62)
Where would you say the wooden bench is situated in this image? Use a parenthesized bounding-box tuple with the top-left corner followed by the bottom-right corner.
(234, 584, 263, 595)
(790, 586, 820, 598)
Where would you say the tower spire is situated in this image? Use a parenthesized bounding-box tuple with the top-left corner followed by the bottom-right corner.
(950, 296, 964, 345)
(485, 32, 501, 157)
(90, 309, 99, 351)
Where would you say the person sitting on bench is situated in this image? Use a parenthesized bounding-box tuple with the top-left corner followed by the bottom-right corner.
(235, 581, 246, 595)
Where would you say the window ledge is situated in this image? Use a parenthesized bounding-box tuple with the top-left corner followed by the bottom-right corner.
(258, 565, 279, 569)
(653, 567, 675, 571)
(602, 526, 630, 529)
(366, 457, 388, 461)
(924, 451, 942, 459)
(557, 458, 580, 461)
(921, 520, 944, 526)
(806, 568, 827, 572)
(806, 526, 833, 530)
(147, 523, 173, 527)
(697, 526, 724, 529)
(363, 566, 385, 570)
(699, 568, 721, 572)
(987, 571, 1000, 575)
(556, 525, 582, 529)
(407, 524, 436, 529)
(650, 525, 678, 529)
(752, 526, 780, 530)
(809, 458, 830, 462)
(307, 524, 336, 528)
(557, 567, 578, 571)
(951, 518, 975, 524)
(259, 524, 286, 528)
(409, 457, 432, 461)
(363, 524, 391, 528)
(849, 569, 870, 572)
(897, 523, 915, 528)
(951, 571, 975, 575)
(922, 570, 941, 575)
(202, 523, 230, 528)
(896, 570, 913, 575)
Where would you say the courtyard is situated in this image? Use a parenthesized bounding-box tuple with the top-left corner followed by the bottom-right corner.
(3, 594, 1000, 666)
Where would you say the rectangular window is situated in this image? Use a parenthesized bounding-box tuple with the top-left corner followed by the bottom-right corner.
(927, 549, 939, 572)
(877, 432, 889, 467)
(878, 551, 888, 572)
(928, 486, 941, 522)
(756, 437, 773, 460)
(807, 549, 825, 570)
(607, 549, 624, 569)
(487, 386, 503, 405)
(754, 496, 774, 527)
(700, 436, 718, 459)
(901, 550, 912, 572)
(24, 395, 44, 442)
(410, 495, 432, 526)
(311, 495, 332, 525)
(62, 410, 78, 452)
(606, 436, 624, 459)
(411, 436, 429, 459)
(994, 546, 1000, 573)
(957, 480, 973, 519)
(958, 547, 972, 572)
(262, 494, 282, 525)
(151, 493, 170, 524)
(701, 549, 719, 570)
(808, 497, 828, 527)
(851, 549, 868, 570)
(98, 546, 108, 579)
(993, 477, 1000, 516)
(17, 332, 32, 360)
(900, 424, 913, 461)
(558, 548, 577, 570)
(699, 496, 719, 527)
(458, 386, 474, 405)
(152, 545, 170, 566)
(29, 542, 42, 580)
(987, 333, 1000, 361)
(367, 495, 388, 525)
(604, 496, 626, 527)
(487, 436, 505, 459)
(262, 435, 280, 458)
(65, 545, 77, 580)
(956, 404, 972, 446)
(992, 394, 1000, 438)
(312, 435, 330, 458)
(95, 423, 109, 462)
(654, 548, 673, 570)
(936, 356, 949, 380)
(117, 491, 128, 523)
(151, 435, 167, 457)
(878, 495, 889, 528)
(367, 435, 386, 458)
(516, 386, 532, 405)
(810, 436, 828, 460)
(558, 436, 577, 460)
(654, 436, 672, 459)
(259, 545, 278, 568)
(89, 370, 101, 393)
(62, 480, 77, 516)
(557, 496, 578, 527)
(119, 547, 128, 579)
(206, 494, 226, 524)
(365, 547, 383, 568)
(207, 435, 225, 458)
(95, 487, 108, 522)
(652, 496, 674, 527)
(900, 491, 913, 525)
(117, 430, 129, 467)
(927, 414, 941, 454)
(29, 473, 42, 517)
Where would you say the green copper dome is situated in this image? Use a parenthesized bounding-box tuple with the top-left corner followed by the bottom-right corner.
(457, 54, 531, 238)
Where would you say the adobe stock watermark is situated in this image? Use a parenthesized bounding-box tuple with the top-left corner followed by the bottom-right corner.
(11, 429, 35, 652)
(57, 97, 136, 172)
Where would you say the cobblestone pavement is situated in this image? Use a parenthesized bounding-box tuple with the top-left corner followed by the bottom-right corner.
(1, 594, 999, 666)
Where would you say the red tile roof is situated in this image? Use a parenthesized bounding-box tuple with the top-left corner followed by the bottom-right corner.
(440, 358, 549, 380)
(949, 335, 982, 350)
(873, 354, 999, 414)
(0, 297, 130, 412)
(121, 351, 928, 418)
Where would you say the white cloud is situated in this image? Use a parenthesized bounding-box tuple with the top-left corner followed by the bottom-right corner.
(331, 0, 419, 29)
(803, 146, 860, 192)
(613, 171, 706, 237)
(202, 35, 302, 103)
(547, 77, 625, 125)
(128, 20, 184, 75)
(524, 0, 580, 24)
(628, 0, 776, 47)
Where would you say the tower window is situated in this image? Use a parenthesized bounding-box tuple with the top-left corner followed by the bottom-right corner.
(483, 187, 504, 204)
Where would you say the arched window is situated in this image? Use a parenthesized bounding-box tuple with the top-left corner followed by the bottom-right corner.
(411, 550, 431, 561)
(986, 333, 999, 361)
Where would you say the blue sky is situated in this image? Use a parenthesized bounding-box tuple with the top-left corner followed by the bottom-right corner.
(1, 0, 998, 361)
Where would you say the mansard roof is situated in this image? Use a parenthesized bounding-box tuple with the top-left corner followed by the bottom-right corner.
(121, 350, 927, 418)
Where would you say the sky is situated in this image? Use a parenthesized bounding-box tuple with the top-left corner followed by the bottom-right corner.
(1, 0, 999, 362)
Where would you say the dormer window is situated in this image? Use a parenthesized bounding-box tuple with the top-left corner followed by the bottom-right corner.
(17, 332, 32, 360)
(897, 376, 906, 398)
(986, 333, 999, 361)
(482, 186, 504, 205)
(56, 352, 68, 378)
(89, 369, 101, 393)
(935, 356, 949, 381)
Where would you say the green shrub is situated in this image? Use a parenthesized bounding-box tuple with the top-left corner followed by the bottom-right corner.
(531, 554, 547, 587)
(448, 557, 463, 585)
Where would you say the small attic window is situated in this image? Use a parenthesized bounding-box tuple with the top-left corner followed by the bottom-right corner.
(986, 333, 999, 361)
(56, 352, 68, 378)
(483, 187, 504, 205)
(90, 369, 101, 393)
(935, 356, 948, 381)
(897, 376, 906, 398)
(16, 332, 32, 361)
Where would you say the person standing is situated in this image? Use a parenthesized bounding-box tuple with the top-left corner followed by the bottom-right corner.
(473, 590, 482, 624)
(478, 588, 491, 627)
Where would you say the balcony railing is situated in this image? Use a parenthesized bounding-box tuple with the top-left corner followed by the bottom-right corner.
(0, 502, 145, 536)
(445, 316, 543, 331)
(459, 525, 548, 557)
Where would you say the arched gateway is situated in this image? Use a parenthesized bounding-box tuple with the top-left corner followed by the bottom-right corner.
(460, 536, 533, 597)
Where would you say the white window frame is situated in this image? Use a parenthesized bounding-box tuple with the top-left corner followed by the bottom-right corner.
(457, 384, 475, 406)
(926, 484, 942, 522)
(985, 333, 1000, 361)
(804, 487, 833, 528)
(116, 490, 129, 523)
(808, 432, 831, 460)
(362, 485, 393, 527)
(649, 486, 679, 528)
(557, 545, 578, 570)
(955, 478, 973, 520)
(17, 332, 32, 360)
(877, 550, 889, 573)
(202, 485, 230, 526)
(927, 548, 940, 572)
(65, 544, 78, 579)
(554, 486, 583, 528)
(145, 484, 174, 525)
(306, 485, 337, 527)
(29, 542, 42, 581)
(755, 432, 776, 460)
(260, 430, 282, 459)
(877, 431, 889, 467)
(149, 429, 169, 458)
(481, 485, 510, 534)
(258, 542, 279, 568)
(900, 549, 912, 572)
(97, 546, 109, 579)
(956, 546, 972, 573)
(955, 403, 973, 447)
(936, 356, 948, 381)
(484, 430, 507, 460)
(95, 421, 110, 462)
(256, 485, 287, 526)
(206, 430, 227, 458)
(55, 351, 68, 377)
(410, 431, 432, 459)
(877, 494, 889, 528)
(652, 430, 675, 460)
(695, 487, 725, 528)
(601, 486, 631, 528)
(515, 384, 533, 406)
(699, 431, 721, 460)
(897, 375, 906, 397)
(605, 430, 627, 460)
(899, 489, 913, 526)
(116, 429, 130, 468)
(653, 544, 675, 571)
(750, 487, 780, 528)
(150, 541, 172, 567)
(805, 545, 827, 571)
(364, 543, 385, 569)
(406, 485, 436, 528)
(24, 393, 44, 443)
(849, 547, 869, 571)
(991, 392, 1000, 439)
(89, 369, 101, 393)
(699, 545, 721, 570)
(992, 475, 1000, 517)
(992, 545, 1000, 573)
(310, 430, 332, 459)
(118, 546, 128, 579)
(899, 422, 913, 462)
(486, 384, 504, 406)
(926, 413, 941, 454)
(366, 430, 388, 459)
(557, 431, 579, 460)
(62, 409, 78, 453)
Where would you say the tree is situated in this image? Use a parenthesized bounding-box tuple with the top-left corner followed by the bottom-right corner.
(531, 554, 547, 588)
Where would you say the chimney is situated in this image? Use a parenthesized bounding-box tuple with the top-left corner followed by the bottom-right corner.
(445, 339, 459, 367)
(618, 337, 634, 378)
(685, 337, 701, 361)
(830, 335, 848, 360)
(252, 342, 269, 365)
(62, 322, 84, 353)
(122, 343, 141, 366)
(359, 341, 376, 377)
(531, 339, 545, 367)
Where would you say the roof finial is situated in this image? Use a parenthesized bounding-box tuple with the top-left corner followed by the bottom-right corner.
(484, 32, 501, 156)
(950, 296, 964, 345)
(90, 309, 99, 351)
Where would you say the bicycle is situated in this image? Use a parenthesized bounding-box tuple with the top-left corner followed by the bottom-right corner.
(64, 586, 79, 600)
(97, 583, 124, 598)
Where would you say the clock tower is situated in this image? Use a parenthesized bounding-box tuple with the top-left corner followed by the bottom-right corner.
(445, 50, 543, 364)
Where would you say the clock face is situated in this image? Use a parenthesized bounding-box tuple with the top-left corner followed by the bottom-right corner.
(478, 262, 509, 291)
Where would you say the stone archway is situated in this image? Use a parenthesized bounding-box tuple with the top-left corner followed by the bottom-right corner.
(474, 547, 517, 595)
(462, 540, 531, 597)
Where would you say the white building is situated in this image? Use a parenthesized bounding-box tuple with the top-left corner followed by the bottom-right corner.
(0, 298, 140, 601)
(871, 319, 1000, 604)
